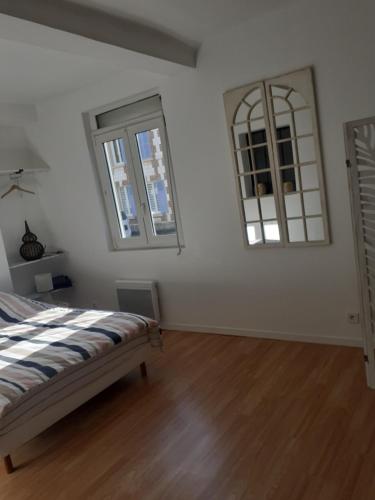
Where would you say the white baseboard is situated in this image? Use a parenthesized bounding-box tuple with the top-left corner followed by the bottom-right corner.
(161, 322, 363, 348)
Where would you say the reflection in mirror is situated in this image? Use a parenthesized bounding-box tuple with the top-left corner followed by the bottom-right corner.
(287, 219, 305, 242)
(306, 217, 324, 241)
(281, 168, 300, 191)
(243, 198, 259, 221)
(297, 136, 315, 163)
(300, 164, 319, 190)
(246, 222, 263, 245)
(303, 190, 322, 216)
(264, 220, 281, 242)
(277, 129, 295, 167)
(239, 175, 254, 198)
(236, 151, 249, 174)
(294, 109, 313, 136)
(260, 196, 277, 219)
(285, 193, 303, 218)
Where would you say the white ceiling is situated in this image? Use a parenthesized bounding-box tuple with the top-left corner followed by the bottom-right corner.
(0, 0, 294, 104)
(0, 37, 123, 104)
(69, 0, 292, 46)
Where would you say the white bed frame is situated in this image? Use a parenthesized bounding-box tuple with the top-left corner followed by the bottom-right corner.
(0, 342, 154, 474)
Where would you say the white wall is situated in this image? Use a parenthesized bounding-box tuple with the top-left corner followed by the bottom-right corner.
(27, 0, 375, 345)
(0, 228, 12, 292)
(0, 126, 53, 263)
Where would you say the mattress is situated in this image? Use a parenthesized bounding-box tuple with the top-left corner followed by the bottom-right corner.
(0, 292, 161, 431)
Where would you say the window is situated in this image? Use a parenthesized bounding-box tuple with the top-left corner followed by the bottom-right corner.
(88, 95, 182, 250)
(223, 67, 330, 247)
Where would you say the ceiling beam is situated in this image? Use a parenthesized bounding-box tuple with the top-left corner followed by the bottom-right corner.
(0, 0, 197, 68)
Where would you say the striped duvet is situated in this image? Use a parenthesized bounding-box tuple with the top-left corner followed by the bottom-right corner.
(0, 292, 160, 420)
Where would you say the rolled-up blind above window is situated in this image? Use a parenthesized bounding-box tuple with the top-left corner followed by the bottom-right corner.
(96, 95, 162, 129)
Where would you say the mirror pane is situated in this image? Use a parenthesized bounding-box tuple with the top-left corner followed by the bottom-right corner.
(260, 196, 276, 219)
(294, 109, 313, 136)
(287, 219, 305, 242)
(301, 164, 319, 190)
(306, 217, 325, 241)
(239, 174, 254, 198)
(264, 220, 281, 242)
(234, 101, 250, 123)
(246, 222, 263, 245)
(243, 198, 259, 221)
(303, 190, 322, 216)
(244, 88, 262, 107)
(277, 135, 296, 167)
(249, 117, 266, 134)
(236, 150, 252, 174)
(281, 168, 300, 192)
(288, 90, 306, 108)
(271, 85, 288, 98)
(285, 193, 303, 218)
(297, 136, 315, 163)
(275, 112, 293, 131)
(273, 97, 290, 114)
(250, 101, 264, 120)
(233, 122, 250, 149)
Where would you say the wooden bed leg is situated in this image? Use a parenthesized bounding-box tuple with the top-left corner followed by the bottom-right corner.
(140, 362, 147, 378)
(3, 455, 14, 474)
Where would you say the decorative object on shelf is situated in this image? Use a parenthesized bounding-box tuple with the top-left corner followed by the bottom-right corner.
(283, 181, 294, 193)
(34, 273, 53, 293)
(19, 221, 45, 261)
(256, 182, 267, 196)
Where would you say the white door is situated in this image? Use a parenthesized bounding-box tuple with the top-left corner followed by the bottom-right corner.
(345, 117, 375, 388)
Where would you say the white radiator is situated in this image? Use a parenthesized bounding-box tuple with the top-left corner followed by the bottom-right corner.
(115, 280, 160, 321)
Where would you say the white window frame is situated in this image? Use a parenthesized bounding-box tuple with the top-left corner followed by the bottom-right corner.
(86, 92, 183, 251)
(223, 67, 330, 248)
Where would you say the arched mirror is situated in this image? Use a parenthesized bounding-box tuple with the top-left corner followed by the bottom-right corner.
(224, 67, 329, 247)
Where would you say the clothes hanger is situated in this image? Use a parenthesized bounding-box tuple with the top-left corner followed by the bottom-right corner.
(1, 169, 35, 199)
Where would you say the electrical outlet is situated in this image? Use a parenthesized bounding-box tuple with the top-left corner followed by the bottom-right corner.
(347, 312, 360, 324)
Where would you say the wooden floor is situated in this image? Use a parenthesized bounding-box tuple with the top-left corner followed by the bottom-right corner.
(0, 331, 374, 500)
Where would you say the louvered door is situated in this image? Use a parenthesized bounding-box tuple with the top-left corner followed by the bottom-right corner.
(345, 117, 375, 388)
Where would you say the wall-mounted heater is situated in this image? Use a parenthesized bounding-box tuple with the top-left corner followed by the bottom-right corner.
(115, 280, 160, 321)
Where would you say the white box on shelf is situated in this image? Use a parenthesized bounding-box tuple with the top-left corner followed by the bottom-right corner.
(35, 273, 53, 293)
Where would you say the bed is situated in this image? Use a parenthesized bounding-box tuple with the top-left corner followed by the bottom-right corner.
(0, 291, 162, 474)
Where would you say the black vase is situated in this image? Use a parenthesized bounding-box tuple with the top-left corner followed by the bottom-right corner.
(19, 221, 45, 262)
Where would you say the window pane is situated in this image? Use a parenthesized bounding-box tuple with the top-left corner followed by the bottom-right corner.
(103, 138, 140, 238)
(136, 128, 176, 236)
